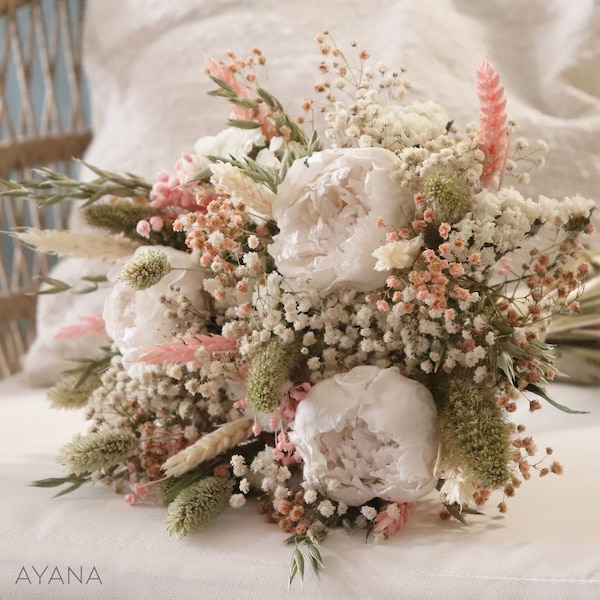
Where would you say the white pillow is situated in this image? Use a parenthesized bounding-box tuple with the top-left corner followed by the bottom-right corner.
(23, 0, 600, 384)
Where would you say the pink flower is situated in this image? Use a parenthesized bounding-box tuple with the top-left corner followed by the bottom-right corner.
(477, 58, 510, 189)
(373, 501, 415, 539)
(139, 334, 238, 365)
(54, 314, 106, 340)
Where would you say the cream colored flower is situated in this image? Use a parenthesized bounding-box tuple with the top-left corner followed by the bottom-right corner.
(372, 235, 424, 271)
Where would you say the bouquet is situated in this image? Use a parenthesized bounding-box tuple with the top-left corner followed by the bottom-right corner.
(6, 33, 597, 583)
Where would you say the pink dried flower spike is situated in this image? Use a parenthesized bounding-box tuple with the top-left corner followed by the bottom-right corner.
(54, 313, 106, 340)
(477, 57, 510, 189)
(139, 334, 237, 365)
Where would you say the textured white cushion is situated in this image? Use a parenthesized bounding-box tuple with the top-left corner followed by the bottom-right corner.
(23, 0, 600, 383)
(1, 376, 599, 598)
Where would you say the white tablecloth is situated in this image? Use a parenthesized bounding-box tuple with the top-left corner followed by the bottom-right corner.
(1, 374, 599, 599)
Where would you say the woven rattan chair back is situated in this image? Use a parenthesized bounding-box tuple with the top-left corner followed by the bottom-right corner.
(0, 0, 91, 378)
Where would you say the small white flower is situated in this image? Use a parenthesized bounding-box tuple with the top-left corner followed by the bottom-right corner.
(303, 489, 318, 504)
(360, 506, 378, 521)
(229, 494, 247, 509)
(318, 500, 336, 518)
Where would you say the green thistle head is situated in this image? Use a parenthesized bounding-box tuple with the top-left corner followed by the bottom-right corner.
(166, 476, 234, 538)
(119, 249, 172, 291)
(47, 372, 101, 410)
(83, 201, 156, 238)
(423, 171, 470, 224)
(438, 376, 512, 489)
(246, 337, 299, 413)
(58, 429, 138, 476)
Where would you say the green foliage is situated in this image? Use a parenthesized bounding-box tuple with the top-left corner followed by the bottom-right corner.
(438, 376, 512, 489)
(82, 201, 156, 238)
(285, 529, 326, 586)
(0, 162, 152, 207)
(31, 473, 91, 498)
(58, 430, 138, 476)
(165, 477, 234, 538)
(34, 274, 108, 295)
(247, 338, 299, 413)
(47, 371, 102, 410)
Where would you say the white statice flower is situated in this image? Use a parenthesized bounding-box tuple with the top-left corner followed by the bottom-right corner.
(289, 365, 439, 506)
(269, 147, 414, 292)
(372, 234, 424, 271)
(372, 101, 449, 152)
(103, 246, 209, 378)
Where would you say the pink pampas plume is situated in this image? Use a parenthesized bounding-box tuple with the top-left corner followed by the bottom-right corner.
(139, 334, 238, 365)
(477, 58, 510, 189)
(54, 314, 106, 340)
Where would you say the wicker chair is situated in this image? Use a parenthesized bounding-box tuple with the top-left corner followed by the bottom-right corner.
(0, 0, 91, 378)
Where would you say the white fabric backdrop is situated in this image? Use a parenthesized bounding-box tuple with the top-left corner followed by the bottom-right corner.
(1, 375, 599, 599)
(22, 0, 600, 384)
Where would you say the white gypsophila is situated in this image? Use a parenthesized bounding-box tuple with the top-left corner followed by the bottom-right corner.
(103, 246, 209, 378)
(269, 147, 414, 292)
(371, 101, 449, 152)
(372, 235, 424, 271)
(288, 365, 439, 506)
(468, 187, 541, 253)
(538, 194, 596, 226)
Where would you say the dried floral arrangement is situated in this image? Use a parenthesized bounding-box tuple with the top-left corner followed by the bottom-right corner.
(5, 33, 598, 583)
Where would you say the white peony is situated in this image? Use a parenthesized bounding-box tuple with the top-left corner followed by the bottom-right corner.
(288, 365, 439, 506)
(103, 246, 210, 377)
(269, 147, 414, 292)
(194, 126, 266, 165)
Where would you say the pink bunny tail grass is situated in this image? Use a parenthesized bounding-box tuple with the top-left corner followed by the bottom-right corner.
(139, 334, 238, 365)
(54, 314, 106, 340)
(477, 58, 510, 189)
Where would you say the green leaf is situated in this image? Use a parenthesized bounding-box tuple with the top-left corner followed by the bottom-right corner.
(444, 502, 471, 525)
(226, 119, 261, 130)
(525, 384, 589, 414)
(35, 276, 72, 294)
(289, 548, 305, 587)
(31, 473, 91, 498)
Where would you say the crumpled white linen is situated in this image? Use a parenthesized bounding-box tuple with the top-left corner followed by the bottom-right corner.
(1, 375, 599, 599)
(23, 0, 600, 384)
